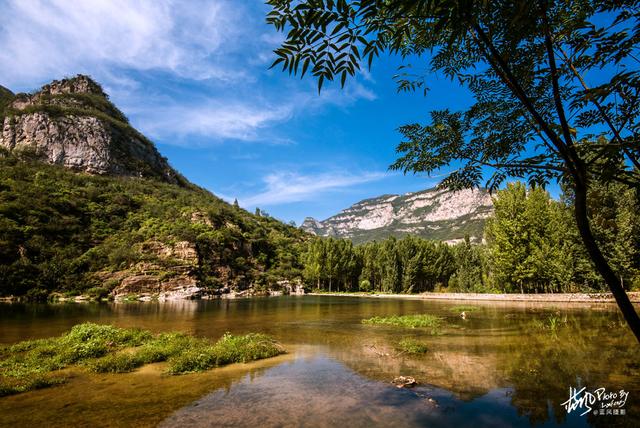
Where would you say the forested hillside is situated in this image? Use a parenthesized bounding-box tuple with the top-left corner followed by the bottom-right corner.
(0, 76, 307, 300)
(0, 156, 306, 299)
(1, 76, 636, 300)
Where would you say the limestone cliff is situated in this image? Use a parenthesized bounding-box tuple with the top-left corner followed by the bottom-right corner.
(0, 75, 184, 185)
(301, 187, 494, 244)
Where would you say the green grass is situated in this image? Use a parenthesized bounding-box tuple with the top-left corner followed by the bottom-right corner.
(167, 333, 283, 374)
(85, 352, 143, 373)
(0, 323, 285, 396)
(532, 314, 565, 337)
(395, 338, 429, 355)
(362, 314, 443, 333)
(449, 305, 480, 313)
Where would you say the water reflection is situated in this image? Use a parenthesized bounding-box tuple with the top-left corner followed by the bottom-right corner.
(1, 296, 638, 427)
(160, 354, 593, 428)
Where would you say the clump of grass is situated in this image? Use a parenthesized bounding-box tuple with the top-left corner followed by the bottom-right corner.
(449, 305, 479, 313)
(0, 374, 65, 397)
(533, 314, 565, 335)
(86, 352, 142, 373)
(134, 332, 197, 364)
(396, 338, 429, 355)
(167, 333, 283, 374)
(0, 323, 284, 395)
(362, 314, 443, 333)
(1, 323, 150, 378)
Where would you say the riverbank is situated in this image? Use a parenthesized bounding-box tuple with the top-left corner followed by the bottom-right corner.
(308, 291, 640, 303)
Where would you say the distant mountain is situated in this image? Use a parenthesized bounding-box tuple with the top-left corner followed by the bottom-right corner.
(301, 187, 494, 244)
(0, 76, 305, 301)
(0, 75, 185, 185)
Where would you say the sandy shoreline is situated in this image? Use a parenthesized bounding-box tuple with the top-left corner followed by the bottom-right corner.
(308, 291, 640, 303)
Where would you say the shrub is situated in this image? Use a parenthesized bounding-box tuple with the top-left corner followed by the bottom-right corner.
(86, 287, 110, 299)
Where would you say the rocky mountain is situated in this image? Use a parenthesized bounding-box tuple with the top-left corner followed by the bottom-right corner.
(0, 76, 305, 301)
(301, 187, 494, 244)
(0, 85, 13, 110)
(0, 75, 185, 185)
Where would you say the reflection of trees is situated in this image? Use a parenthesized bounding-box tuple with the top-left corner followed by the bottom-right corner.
(498, 312, 640, 426)
(324, 307, 639, 427)
(331, 333, 502, 401)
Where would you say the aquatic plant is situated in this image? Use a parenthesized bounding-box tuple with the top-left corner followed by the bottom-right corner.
(167, 333, 284, 374)
(362, 314, 443, 333)
(449, 305, 479, 313)
(86, 352, 143, 373)
(0, 323, 285, 396)
(395, 338, 429, 355)
(531, 314, 567, 338)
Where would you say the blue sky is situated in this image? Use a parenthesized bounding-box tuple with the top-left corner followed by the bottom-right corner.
(0, 0, 503, 225)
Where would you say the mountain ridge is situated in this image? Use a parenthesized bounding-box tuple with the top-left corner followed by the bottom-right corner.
(0, 75, 186, 185)
(301, 187, 494, 244)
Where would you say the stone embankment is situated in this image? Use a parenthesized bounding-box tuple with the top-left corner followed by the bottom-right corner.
(308, 291, 640, 303)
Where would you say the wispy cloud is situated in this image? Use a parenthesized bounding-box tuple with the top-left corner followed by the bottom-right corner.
(131, 99, 294, 143)
(240, 171, 387, 207)
(0, 0, 377, 145)
(0, 0, 241, 85)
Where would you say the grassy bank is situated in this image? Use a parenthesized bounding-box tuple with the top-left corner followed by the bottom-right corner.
(0, 323, 284, 397)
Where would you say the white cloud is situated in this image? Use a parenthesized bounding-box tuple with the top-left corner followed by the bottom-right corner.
(0, 0, 242, 85)
(240, 171, 387, 206)
(133, 100, 294, 143)
(0, 0, 377, 144)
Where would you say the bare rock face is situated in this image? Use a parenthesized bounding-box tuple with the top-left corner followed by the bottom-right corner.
(140, 240, 198, 264)
(301, 188, 494, 244)
(109, 240, 202, 300)
(0, 75, 184, 184)
(2, 113, 113, 173)
(111, 274, 202, 301)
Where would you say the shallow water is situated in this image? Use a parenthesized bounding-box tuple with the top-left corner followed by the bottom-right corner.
(0, 296, 638, 427)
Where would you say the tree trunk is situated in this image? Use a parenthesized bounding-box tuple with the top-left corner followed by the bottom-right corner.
(574, 182, 640, 343)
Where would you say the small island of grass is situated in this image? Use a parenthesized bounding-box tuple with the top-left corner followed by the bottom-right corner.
(362, 314, 443, 333)
(395, 338, 429, 355)
(0, 323, 284, 397)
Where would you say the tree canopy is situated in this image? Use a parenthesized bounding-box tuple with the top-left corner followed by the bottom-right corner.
(267, 0, 640, 341)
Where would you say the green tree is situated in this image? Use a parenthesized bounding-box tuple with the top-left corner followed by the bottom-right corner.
(485, 182, 575, 293)
(267, 0, 640, 341)
(450, 236, 486, 293)
(303, 239, 325, 290)
(563, 180, 640, 291)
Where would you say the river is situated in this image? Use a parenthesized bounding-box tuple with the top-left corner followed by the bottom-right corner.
(0, 295, 638, 427)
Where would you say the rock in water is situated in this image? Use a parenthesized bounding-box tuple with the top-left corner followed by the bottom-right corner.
(392, 376, 417, 388)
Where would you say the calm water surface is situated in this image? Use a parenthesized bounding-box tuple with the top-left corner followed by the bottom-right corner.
(0, 296, 638, 427)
